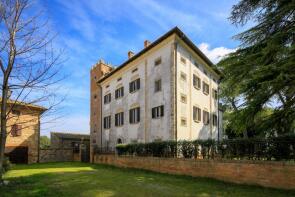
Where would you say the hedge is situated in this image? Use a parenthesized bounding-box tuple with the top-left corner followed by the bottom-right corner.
(115, 135, 295, 161)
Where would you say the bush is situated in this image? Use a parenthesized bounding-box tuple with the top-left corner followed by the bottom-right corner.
(115, 135, 295, 161)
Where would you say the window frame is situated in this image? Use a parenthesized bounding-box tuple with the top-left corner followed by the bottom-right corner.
(152, 105, 164, 119)
(129, 78, 140, 93)
(11, 124, 22, 137)
(104, 93, 111, 104)
(213, 114, 218, 126)
(129, 107, 140, 124)
(154, 57, 162, 66)
(203, 110, 210, 125)
(103, 116, 111, 129)
(115, 86, 124, 99)
(115, 112, 124, 127)
(154, 79, 162, 92)
(193, 74, 201, 89)
(193, 106, 201, 122)
(203, 81, 209, 95)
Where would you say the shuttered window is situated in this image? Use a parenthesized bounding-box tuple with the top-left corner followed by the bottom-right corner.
(115, 112, 124, 127)
(203, 82, 209, 95)
(152, 105, 164, 119)
(103, 116, 111, 129)
(104, 93, 111, 104)
(115, 87, 124, 99)
(193, 106, 201, 122)
(154, 79, 162, 92)
(213, 89, 218, 100)
(129, 107, 140, 124)
(129, 78, 140, 93)
(11, 124, 22, 137)
(203, 110, 210, 125)
(193, 75, 201, 89)
(213, 114, 218, 126)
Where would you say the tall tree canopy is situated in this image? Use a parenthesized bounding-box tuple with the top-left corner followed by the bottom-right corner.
(218, 0, 295, 136)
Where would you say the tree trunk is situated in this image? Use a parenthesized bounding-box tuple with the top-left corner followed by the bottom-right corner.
(0, 84, 8, 183)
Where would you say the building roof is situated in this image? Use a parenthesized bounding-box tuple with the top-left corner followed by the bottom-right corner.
(98, 26, 221, 83)
(0, 98, 47, 112)
(51, 132, 90, 140)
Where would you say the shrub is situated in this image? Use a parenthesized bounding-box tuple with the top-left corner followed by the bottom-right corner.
(114, 135, 295, 161)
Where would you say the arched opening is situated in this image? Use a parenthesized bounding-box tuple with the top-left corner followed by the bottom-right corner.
(117, 138, 122, 144)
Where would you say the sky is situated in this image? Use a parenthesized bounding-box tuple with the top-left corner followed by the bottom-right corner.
(37, 0, 245, 136)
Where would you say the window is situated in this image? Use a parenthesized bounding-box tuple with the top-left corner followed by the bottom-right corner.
(11, 110, 21, 116)
(193, 60, 199, 68)
(132, 68, 138, 73)
(129, 78, 140, 93)
(203, 69, 208, 76)
(117, 77, 122, 81)
(180, 72, 187, 81)
(213, 114, 218, 126)
(92, 139, 96, 144)
(103, 116, 111, 129)
(129, 107, 140, 124)
(115, 112, 124, 127)
(181, 117, 187, 126)
(94, 94, 97, 99)
(154, 79, 161, 92)
(106, 84, 110, 88)
(104, 93, 111, 104)
(193, 106, 201, 122)
(11, 124, 22, 137)
(203, 82, 209, 95)
(115, 87, 124, 99)
(181, 94, 187, 104)
(152, 105, 164, 118)
(154, 57, 162, 66)
(203, 110, 209, 125)
(180, 56, 186, 65)
(193, 75, 201, 89)
(213, 89, 218, 100)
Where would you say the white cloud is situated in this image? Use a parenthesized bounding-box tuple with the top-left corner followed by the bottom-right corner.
(198, 43, 235, 63)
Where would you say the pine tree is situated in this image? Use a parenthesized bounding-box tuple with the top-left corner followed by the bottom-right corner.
(218, 0, 295, 136)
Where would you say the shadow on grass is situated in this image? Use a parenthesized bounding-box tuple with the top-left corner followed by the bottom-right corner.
(1, 162, 295, 197)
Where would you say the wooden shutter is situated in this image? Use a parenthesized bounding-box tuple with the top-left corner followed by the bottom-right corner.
(136, 107, 140, 122)
(160, 105, 164, 117)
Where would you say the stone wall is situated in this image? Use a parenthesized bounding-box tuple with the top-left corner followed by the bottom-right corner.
(39, 148, 74, 163)
(94, 154, 295, 190)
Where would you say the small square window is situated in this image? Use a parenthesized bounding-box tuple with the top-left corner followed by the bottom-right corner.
(193, 75, 201, 89)
(154, 57, 162, 66)
(132, 68, 138, 73)
(180, 72, 187, 81)
(181, 118, 187, 126)
(180, 56, 186, 65)
(180, 94, 187, 104)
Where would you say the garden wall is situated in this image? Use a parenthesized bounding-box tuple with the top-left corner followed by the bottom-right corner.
(94, 154, 295, 190)
(39, 148, 75, 162)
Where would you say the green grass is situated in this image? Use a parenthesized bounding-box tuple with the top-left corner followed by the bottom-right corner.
(0, 162, 294, 197)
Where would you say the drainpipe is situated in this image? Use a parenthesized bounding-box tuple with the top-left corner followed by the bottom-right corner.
(217, 82, 220, 143)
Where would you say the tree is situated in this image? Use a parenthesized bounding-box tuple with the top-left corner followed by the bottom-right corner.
(0, 0, 63, 182)
(218, 0, 295, 136)
(40, 136, 50, 149)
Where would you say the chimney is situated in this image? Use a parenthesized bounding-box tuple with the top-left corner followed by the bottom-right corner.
(128, 51, 134, 59)
(144, 40, 151, 48)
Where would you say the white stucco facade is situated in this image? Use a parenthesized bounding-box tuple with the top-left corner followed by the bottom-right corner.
(91, 28, 222, 148)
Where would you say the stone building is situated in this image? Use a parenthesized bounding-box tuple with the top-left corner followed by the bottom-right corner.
(90, 27, 223, 152)
(2, 99, 47, 163)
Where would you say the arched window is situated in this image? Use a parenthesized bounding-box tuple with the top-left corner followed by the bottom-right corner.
(117, 138, 122, 144)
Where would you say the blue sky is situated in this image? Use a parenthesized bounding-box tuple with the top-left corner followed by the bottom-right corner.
(38, 0, 245, 136)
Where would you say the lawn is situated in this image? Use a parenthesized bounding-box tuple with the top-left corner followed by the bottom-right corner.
(0, 162, 294, 197)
